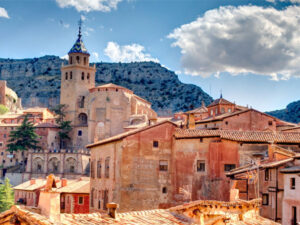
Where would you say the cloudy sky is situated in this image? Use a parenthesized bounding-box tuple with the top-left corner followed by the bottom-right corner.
(0, 0, 299, 111)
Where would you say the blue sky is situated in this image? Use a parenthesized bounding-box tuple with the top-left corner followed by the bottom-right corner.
(0, 0, 299, 112)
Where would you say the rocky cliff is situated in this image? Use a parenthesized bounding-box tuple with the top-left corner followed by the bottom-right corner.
(267, 100, 300, 124)
(0, 55, 213, 115)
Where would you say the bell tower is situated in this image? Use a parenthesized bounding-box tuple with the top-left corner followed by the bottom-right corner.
(60, 19, 96, 149)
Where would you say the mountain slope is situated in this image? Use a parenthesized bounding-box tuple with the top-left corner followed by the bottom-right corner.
(0, 55, 213, 114)
(266, 100, 300, 123)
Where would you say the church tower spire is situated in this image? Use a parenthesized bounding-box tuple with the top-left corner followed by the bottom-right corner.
(60, 19, 96, 149)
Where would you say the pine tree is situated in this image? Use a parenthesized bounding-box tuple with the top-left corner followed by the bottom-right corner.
(0, 178, 14, 212)
(51, 104, 72, 148)
(6, 115, 41, 153)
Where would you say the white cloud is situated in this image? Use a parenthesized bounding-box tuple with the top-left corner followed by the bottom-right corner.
(80, 15, 86, 21)
(56, 0, 122, 12)
(61, 55, 69, 60)
(168, 5, 300, 80)
(0, 7, 9, 19)
(91, 52, 100, 61)
(104, 41, 159, 63)
(83, 27, 94, 36)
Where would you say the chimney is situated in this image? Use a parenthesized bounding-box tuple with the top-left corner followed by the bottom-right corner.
(107, 202, 119, 219)
(30, 179, 36, 185)
(61, 178, 67, 187)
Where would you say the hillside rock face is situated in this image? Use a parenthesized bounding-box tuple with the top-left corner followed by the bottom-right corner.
(0, 56, 213, 115)
(267, 100, 300, 124)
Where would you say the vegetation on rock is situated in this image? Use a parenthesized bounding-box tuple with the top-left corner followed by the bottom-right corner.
(0, 104, 8, 115)
(0, 178, 14, 212)
(267, 100, 300, 123)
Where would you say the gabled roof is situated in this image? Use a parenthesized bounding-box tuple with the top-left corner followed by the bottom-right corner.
(186, 105, 208, 114)
(87, 120, 177, 148)
(174, 128, 300, 143)
(207, 97, 235, 107)
(196, 108, 278, 124)
(56, 178, 89, 194)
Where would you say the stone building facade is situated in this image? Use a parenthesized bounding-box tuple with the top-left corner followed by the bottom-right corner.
(60, 26, 156, 150)
(226, 145, 300, 223)
(88, 126, 300, 213)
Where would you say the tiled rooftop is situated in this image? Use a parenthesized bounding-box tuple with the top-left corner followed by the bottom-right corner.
(175, 129, 300, 143)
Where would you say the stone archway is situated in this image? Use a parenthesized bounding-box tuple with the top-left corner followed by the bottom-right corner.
(65, 157, 77, 173)
(33, 157, 44, 173)
(48, 157, 60, 173)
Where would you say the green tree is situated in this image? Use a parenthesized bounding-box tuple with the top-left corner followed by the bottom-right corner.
(0, 104, 8, 115)
(0, 178, 14, 212)
(51, 104, 72, 148)
(6, 115, 41, 153)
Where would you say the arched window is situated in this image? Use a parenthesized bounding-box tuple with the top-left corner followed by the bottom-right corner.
(78, 113, 88, 125)
(48, 157, 60, 173)
(76, 56, 80, 64)
(84, 57, 87, 65)
(65, 72, 68, 80)
(81, 72, 84, 80)
(70, 56, 73, 64)
(70, 71, 72, 79)
(87, 73, 90, 80)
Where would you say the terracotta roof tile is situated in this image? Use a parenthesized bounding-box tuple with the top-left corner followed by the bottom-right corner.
(174, 129, 300, 143)
(207, 98, 235, 107)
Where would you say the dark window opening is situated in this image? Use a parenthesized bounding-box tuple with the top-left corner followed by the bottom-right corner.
(97, 160, 101, 178)
(78, 113, 88, 125)
(65, 72, 68, 80)
(76, 56, 80, 64)
(70, 71, 72, 79)
(268, 121, 273, 126)
(81, 72, 84, 80)
(78, 130, 82, 136)
(265, 169, 269, 181)
(197, 160, 205, 172)
(291, 177, 296, 190)
(162, 187, 167, 194)
(262, 194, 269, 205)
(70, 56, 73, 64)
(200, 138, 203, 143)
(78, 196, 84, 205)
(78, 96, 85, 108)
(153, 141, 159, 148)
(98, 200, 101, 209)
(84, 57, 87, 65)
(87, 73, 90, 80)
(224, 164, 236, 172)
(116, 88, 118, 92)
(105, 157, 110, 178)
(103, 190, 108, 210)
(225, 121, 228, 125)
(159, 160, 168, 171)
(292, 206, 297, 225)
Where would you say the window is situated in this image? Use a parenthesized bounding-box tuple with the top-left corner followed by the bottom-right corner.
(91, 160, 95, 179)
(225, 121, 228, 125)
(3, 134, 6, 138)
(78, 113, 88, 125)
(78, 130, 82, 136)
(98, 200, 101, 209)
(199, 138, 203, 143)
(153, 141, 159, 148)
(103, 190, 108, 210)
(268, 121, 273, 126)
(78, 196, 84, 205)
(78, 96, 85, 108)
(70, 71, 72, 79)
(87, 73, 90, 80)
(81, 72, 84, 80)
(262, 194, 269, 205)
(0, 143, 2, 147)
(210, 110, 213, 116)
(224, 164, 236, 172)
(76, 56, 80, 64)
(105, 157, 110, 178)
(84, 57, 87, 65)
(215, 109, 218, 115)
(159, 160, 168, 171)
(91, 188, 94, 208)
(162, 187, 167, 194)
(228, 108, 232, 113)
(292, 206, 297, 225)
(70, 56, 73, 64)
(265, 169, 269, 181)
(0, 152, 3, 155)
(65, 72, 68, 80)
(291, 177, 296, 190)
(221, 108, 225, 113)
(97, 160, 101, 178)
(197, 160, 205, 172)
